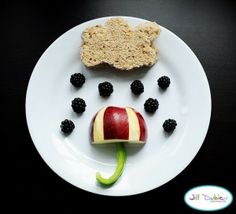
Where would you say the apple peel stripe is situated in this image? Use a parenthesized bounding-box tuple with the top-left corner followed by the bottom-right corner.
(92, 106, 147, 144)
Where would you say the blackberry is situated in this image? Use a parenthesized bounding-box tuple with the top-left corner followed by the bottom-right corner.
(130, 80, 144, 95)
(60, 119, 75, 134)
(163, 119, 177, 132)
(144, 98, 159, 113)
(71, 98, 86, 113)
(158, 76, 170, 89)
(70, 73, 86, 87)
(98, 81, 113, 97)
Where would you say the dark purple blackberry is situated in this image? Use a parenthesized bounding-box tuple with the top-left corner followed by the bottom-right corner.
(130, 80, 144, 95)
(71, 98, 86, 113)
(98, 81, 113, 97)
(144, 98, 159, 113)
(70, 73, 86, 87)
(60, 119, 75, 134)
(158, 76, 170, 89)
(163, 119, 177, 132)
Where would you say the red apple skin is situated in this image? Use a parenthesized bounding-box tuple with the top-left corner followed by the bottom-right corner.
(103, 106, 129, 140)
(135, 111, 147, 142)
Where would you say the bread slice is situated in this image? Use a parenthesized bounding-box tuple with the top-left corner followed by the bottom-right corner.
(80, 18, 161, 70)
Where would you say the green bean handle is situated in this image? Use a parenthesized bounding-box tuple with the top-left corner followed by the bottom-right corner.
(96, 142, 126, 186)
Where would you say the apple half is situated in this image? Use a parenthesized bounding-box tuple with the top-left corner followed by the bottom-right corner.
(92, 106, 147, 185)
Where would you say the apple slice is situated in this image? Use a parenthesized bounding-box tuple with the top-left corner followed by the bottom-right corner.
(92, 106, 147, 144)
(91, 106, 147, 186)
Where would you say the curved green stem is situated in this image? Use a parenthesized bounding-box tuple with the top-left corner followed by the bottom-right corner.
(96, 142, 126, 186)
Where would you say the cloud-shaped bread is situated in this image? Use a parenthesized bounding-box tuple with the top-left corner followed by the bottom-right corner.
(80, 18, 161, 70)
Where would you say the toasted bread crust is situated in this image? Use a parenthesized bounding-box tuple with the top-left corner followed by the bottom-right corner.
(80, 18, 161, 70)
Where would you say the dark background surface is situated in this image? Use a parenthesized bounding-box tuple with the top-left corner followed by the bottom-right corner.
(2, 0, 235, 212)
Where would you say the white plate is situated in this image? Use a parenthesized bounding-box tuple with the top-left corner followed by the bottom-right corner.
(26, 16, 211, 196)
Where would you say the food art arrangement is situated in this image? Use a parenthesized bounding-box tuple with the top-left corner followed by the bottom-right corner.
(59, 18, 177, 186)
(92, 106, 147, 185)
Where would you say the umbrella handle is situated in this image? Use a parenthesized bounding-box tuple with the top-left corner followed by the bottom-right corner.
(96, 142, 126, 186)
